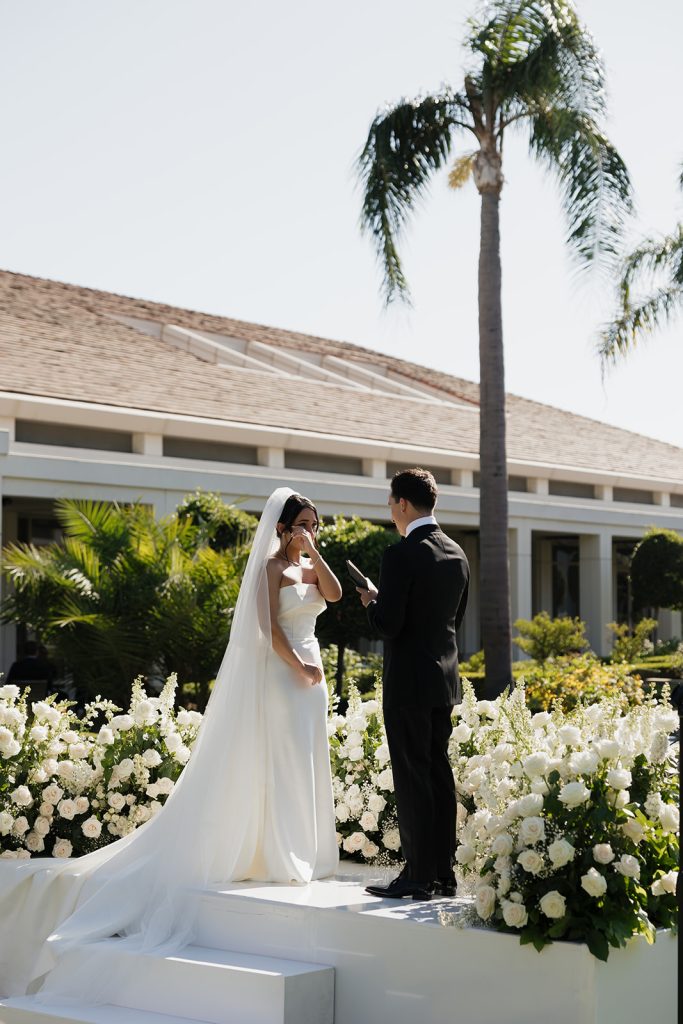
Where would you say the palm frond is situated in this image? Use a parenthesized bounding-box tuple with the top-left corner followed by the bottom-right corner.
(528, 105, 632, 266)
(599, 284, 681, 360)
(448, 153, 477, 190)
(54, 498, 116, 539)
(357, 92, 472, 303)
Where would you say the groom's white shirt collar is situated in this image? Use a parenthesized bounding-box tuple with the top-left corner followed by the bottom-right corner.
(405, 515, 438, 537)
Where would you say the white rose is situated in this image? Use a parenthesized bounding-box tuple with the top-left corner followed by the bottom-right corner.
(581, 868, 607, 897)
(56, 760, 74, 780)
(117, 758, 135, 780)
(164, 732, 182, 754)
(659, 804, 679, 834)
(0, 810, 14, 834)
(607, 788, 630, 810)
(174, 745, 191, 765)
(452, 723, 472, 744)
(52, 838, 73, 858)
(0, 737, 21, 759)
(12, 815, 29, 836)
(519, 816, 545, 846)
(32, 702, 60, 726)
(539, 890, 566, 919)
(360, 811, 378, 833)
(108, 792, 126, 811)
(155, 776, 174, 795)
(133, 700, 157, 726)
(42, 759, 59, 778)
(110, 714, 134, 732)
(361, 839, 379, 860)
(518, 793, 544, 817)
(569, 750, 599, 776)
(57, 798, 77, 820)
(475, 700, 496, 719)
(25, 831, 45, 853)
(42, 783, 63, 805)
(651, 870, 677, 896)
(595, 739, 621, 761)
(558, 726, 582, 746)
(0, 684, 21, 699)
(621, 818, 646, 844)
(363, 699, 379, 715)
(11, 785, 33, 808)
(368, 793, 386, 814)
(29, 724, 49, 743)
(606, 768, 632, 791)
(374, 743, 391, 765)
(530, 778, 550, 796)
(522, 752, 549, 778)
(559, 781, 590, 808)
(97, 727, 114, 746)
(531, 712, 552, 728)
(492, 743, 515, 764)
(654, 708, 678, 733)
(68, 742, 88, 760)
(75, 796, 90, 814)
(475, 885, 497, 920)
(348, 746, 364, 762)
(376, 768, 394, 792)
(39, 801, 53, 817)
(455, 844, 476, 866)
(142, 748, 162, 768)
(593, 843, 615, 865)
(548, 838, 575, 868)
(517, 849, 544, 875)
(342, 831, 366, 854)
(382, 828, 401, 852)
(81, 816, 102, 839)
(335, 803, 350, 823)
(491, 833, 514, 857)
(502, 900, 528, 928)
(33, 815, 51, 837)
(614, 854, 640, 880)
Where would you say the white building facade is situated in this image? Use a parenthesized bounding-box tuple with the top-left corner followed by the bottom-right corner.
(1, 271, 682, 671)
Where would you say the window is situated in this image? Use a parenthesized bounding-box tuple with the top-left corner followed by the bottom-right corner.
(548, 481, 595, 499)
(163, 437, 257, 464)
(671, 494, 683, 508)
(284, 451, 364, 475)
(387, 462, 451, 485)
(613, 487, 654, 505)
(551, 541, 580, 618)
(16, 420, 133, 453)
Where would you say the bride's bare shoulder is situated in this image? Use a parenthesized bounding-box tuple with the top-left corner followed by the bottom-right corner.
(265, 555, 285, 580)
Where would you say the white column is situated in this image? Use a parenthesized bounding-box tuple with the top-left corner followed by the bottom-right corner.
(595, 484, 613, 502)
(452, 468, 474, 488)
(657, 608, 682, 642)
(579, 532, 613, 656)
(654, 491, 671, 507)
(510, 524, 533, 658)
(257, 446, 285, 469)
(362, 458, 387, 479)
(528, 478, 549, 496)
(132, 433, 163, 456)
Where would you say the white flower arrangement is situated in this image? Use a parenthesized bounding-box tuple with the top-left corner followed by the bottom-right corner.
(451, 679, 679, 959)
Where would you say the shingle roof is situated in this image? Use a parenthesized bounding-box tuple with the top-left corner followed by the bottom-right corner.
(0, 269, 681, 484)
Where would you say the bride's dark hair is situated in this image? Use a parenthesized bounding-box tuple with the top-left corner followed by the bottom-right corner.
(276, 493, 319, 536)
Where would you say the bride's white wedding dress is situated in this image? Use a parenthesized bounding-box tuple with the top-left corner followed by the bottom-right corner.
(0, 487, 338, 1002)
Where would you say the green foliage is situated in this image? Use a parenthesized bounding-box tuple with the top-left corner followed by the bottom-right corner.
(631, 529, 683, 612)
(513, 612, 589, 661)
(176, 491, 258, 552)
(460, 649, 486, 675)
(316, 516, 394, 694)
(1, 494, 250, 708)
(608, 618, 658, 664)
(520, 654, 644, 712)
(321, 644, 383, 699)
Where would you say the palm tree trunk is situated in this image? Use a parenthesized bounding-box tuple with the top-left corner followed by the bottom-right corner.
(477, 188, 512, 696)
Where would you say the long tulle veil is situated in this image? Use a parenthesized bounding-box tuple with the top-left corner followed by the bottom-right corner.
(0, 486, 295, 1000)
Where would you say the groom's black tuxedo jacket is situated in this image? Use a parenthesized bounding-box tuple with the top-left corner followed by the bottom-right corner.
(367, 525, 469, 709)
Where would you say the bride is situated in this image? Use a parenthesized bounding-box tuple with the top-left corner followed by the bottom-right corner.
(0, 487, 342, 1000)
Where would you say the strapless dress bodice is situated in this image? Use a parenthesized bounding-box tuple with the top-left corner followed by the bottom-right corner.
(277, 583, 326, 644)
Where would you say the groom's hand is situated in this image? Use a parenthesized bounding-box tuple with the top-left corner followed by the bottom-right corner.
(357, 581, 378, 607)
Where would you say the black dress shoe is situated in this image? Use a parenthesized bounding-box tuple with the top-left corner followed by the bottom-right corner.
(433, 878, 457, 898)
(365, 878, 433, 900)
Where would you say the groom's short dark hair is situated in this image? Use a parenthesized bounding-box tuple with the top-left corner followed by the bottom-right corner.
(390, 468, 438, 512)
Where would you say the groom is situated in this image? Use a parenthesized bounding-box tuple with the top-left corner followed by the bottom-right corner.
(358, 468, 470, 900)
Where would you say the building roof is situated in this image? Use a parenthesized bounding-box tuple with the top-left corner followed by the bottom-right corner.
(0, 269, 681, 484)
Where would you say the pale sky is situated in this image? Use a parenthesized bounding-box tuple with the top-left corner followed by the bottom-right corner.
(1, 1, 681, 449)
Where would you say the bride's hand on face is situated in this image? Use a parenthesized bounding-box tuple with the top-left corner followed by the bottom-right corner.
(291, 525, 317, 559)
(298, 662, 323, 687)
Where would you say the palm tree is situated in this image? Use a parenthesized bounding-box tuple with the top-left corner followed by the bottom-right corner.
(601, 167, 683, 359)
(357, 0, 632, 695)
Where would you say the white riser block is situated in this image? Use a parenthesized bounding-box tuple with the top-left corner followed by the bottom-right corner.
(44, 941, 334, 1024)
(0, 998, 195, 1024)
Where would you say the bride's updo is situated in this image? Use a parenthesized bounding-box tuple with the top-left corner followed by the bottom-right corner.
(276, 493, 319, 537)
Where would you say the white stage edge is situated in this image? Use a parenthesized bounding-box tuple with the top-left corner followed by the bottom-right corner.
(0, 861, 675, 1024)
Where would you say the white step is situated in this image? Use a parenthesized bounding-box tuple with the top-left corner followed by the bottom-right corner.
(0, 998, 195, 1024)
(24, 940, 334, 1024)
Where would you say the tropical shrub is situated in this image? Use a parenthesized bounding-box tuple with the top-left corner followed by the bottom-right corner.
(520, 655, 643, 712)
(449, 680, 678, 959)
(316, 516, 394, 696)
(513, 613, 589, 661)
(607, 618, 659, 663)
(630, 529, 683, 612)
(321, 645, 382, 698)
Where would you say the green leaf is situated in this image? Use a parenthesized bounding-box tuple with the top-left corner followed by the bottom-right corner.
(586, 930, 610, 961)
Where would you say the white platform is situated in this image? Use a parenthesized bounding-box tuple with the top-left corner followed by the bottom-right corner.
(0, 861, 675, 1024)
